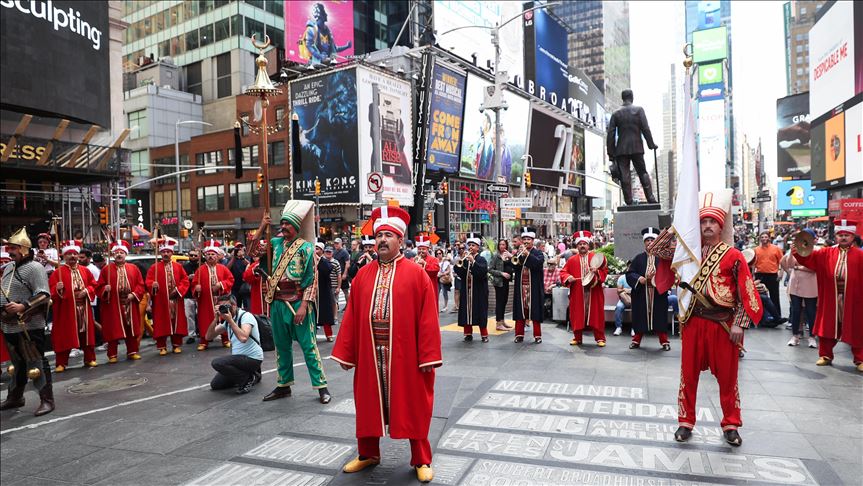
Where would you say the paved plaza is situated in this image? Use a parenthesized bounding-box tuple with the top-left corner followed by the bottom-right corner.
(1, 299, 861, 486)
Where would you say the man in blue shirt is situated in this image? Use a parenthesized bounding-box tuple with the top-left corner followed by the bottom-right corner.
(206, 294, 263, 394)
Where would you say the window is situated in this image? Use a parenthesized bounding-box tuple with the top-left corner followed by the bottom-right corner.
(127, 110, 148, 139)
(229, 182, 260, 209)
(796, 68, 804, 75)
(275, 106, 285, 131)
(199, 0, 215, 14)
(215, 18, 230, 42)
(184, 1, 200, 19)
(268, 27, 284, 49)
(270, 178, 291, 206)
(795, 45, 803, 53)
(170, 5, 182, 26)
(186, 61, 202, 96)
(265, 0, 283, 17)
(245, 0, 264, 8)
(231, 15, 242, 37)
(228, 145, 259, 167)
(186, 29, 199, 51)
(216, 52, 232, 98)
(800, 7, 807, 14)
(153, 156, 190, 182)
(197, 185, 225, 212)
(200, 23, 214, 47)
(130, 150, 149, 177)
(246, 18, 265, 40)
(240, 113, 250, 136)
(159, 40, 170, 58)
(196, 150, 223, 174)
(171, 35, 185, 56)
(269, 141, 285, 166)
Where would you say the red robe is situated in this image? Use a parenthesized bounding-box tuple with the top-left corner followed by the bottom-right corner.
(242, 261, 269, 316)
(192, 263, 233, 332)
(422, 254, 440, 306)
(96, 262, 145, 341)
(560, 252, 608, 331)
(793, 245, 863, 347)
(146, 261, 190, 338)
(49, 264, 96, 352)
(332, 255, 442, 439)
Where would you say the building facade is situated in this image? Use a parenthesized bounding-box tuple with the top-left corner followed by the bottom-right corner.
(783, 1, 827, 95)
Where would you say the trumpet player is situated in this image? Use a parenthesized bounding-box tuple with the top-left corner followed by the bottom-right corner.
(1, 227, 54, 416)
(348, 236, 377, 279)
(489, 239, 515, 331)
(50, 240, 98, 371)
(512, 227, 545, 343)
(561, 231, 608, 347)
(415, 235, 440, 307)
(455, 233, 489, 342)
(626, 228, 670, 351)
(96, 240, 146, 363)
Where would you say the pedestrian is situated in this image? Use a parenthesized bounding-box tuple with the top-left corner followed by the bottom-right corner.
(561, 231, 608, 347)
(781, 231, 817, 348)
(183, 249, 201, 343)
(332, 205, 441, 483)
(242, 242, 270, 317)
(97, 240, 145, 363)
(792, 219, 863, 371)
(754, 231, 784, 317)
(455, 233, 489, 342)
(650, 191, 763, 446)
(315, 242, 337, 342)
(79, 249, 104, 349)
(450, 242, 465, 313)
(436, 249, 453, 312)
(626, 227, 670, 351)
(614, 272, 632, 336)
(34, 233, 59, 276)
(206, 294, 263, 394)
(348, 235, 377, 279)
(193, 240, 234, 350)
(225, 243, 251, 310)
(742, 250, 786, 328)
(146, 238, 190, 355)
(333, 237, 351, 306)
(259, 201, 331, 404)
(488, 238, 514, 331)
(50, 240, 98, 371)
(403, 239, 417, 259)
(0, 228, 54, 416)
(415, 235, 440, 307)
(511, 227, 545, 343)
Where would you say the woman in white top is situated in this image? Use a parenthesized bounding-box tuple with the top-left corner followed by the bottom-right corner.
(436, 248, 453, 312)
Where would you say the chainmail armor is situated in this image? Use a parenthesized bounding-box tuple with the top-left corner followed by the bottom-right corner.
(1, 260, 50, 333)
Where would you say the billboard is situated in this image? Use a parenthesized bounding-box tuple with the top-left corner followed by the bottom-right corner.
(584, 130, 606, 199)
(285, 1, 354, 65)
(808, 0, 855, 118)
(357, 66, 414, 206)
(0, 1, 110, 127)
(523, 5, 569, 111)
(776, 93, 811, 179)
(424, 62, 466, 174)
(695, 1, 723, 29)
(776, 180, 827, 211)
(697, 99, 726, 190)
(698, 62, 724, 86)
(290, 69, 359, 203)
(525, 105, 572, 189)
(459, 73, 529, 183)
(845, 102, 863, 184)
(692, 26, 728, 63)
(811, 111, 846, 190)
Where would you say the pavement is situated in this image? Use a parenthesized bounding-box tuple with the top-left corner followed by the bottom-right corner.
(1, 289, 861, 486)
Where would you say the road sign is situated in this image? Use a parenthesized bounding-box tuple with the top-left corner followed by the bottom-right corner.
(486, 183, 509, 194)
(367, 172, 384, 194)
(500, 197, 532, 209)
(553, 212, 573, 223)
(500, 208, 517, 220)
(752, 196, 772, 203)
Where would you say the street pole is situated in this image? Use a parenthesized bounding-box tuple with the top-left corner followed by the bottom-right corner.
(175, 119, 212, 252)
(492, 25, 503, 241)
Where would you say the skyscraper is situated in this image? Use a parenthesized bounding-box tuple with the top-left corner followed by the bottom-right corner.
(782, 1, 827, 95)
(659, 64, 679, 210)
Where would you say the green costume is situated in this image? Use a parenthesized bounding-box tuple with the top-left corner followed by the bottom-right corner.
(268, 234, 328, 389)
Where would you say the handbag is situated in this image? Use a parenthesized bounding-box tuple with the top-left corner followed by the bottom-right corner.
(618, 288, 631, 307)
(440, 271, 453, 285)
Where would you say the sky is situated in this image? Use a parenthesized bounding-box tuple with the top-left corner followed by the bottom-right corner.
(630, 1, 787, 190)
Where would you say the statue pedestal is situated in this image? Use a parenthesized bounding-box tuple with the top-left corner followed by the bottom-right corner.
(613, 205, 668, 263)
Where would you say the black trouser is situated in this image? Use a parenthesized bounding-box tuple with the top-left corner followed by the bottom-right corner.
(755, 272, 781, 316)
(494, 282, 510, 321)
(616, 153, 656, 204)
(3, 328, 52, 393)
(210, 354, 262, 390)
(789, 295, 816, 336)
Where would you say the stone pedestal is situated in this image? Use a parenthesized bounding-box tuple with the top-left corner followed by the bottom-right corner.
(613, 204, 669, 262)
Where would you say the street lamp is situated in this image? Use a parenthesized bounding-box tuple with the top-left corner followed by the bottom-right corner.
(175, 119, 212, 252)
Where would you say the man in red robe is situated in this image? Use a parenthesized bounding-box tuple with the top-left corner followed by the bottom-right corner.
(192, 239, 234, 350)
(49, 240, 97, 371)
(146, 238, 190, 355)
(332, 205, 442, 483)
(792, 219, 863, 371)
(242, 240, 269, 317)
(415, 235, 440, 292)
(97, 240, 145, 363)
(560, 231, 608, 347)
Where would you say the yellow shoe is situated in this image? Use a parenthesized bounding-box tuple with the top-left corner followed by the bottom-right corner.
(856, 362, 863, 372)
(222, 341, 232, 349)
(597, 341, 606, 347)
(815, 357, 832, 366)
(416, 465, 434, 483)
(158, 348, 168, 356)
(342, 456, 380, 473)
(55, 365, 65, 373)
(570, 339, 581, 346)
(85, 361, 98, 368)
(108, 357, 118, 364)
(129, 353, 142, 360)
(196, 344, 207, 351)
(173, 347, 182, 354)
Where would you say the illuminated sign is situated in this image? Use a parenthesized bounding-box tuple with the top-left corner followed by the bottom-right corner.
(692, 26, 728, 63)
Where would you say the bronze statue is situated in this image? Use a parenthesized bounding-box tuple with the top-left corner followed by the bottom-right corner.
(607, 89, 658, 205)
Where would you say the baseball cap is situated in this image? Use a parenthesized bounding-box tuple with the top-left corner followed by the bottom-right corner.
(334, 238, 343, 244)
(324, 246, 334, 253)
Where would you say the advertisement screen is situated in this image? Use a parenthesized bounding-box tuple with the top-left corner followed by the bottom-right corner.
(692, 26, 728, 63)
(285, 0, 354, 65)
(808, 0, 855, 118)
(696, 1, 723, 29)
(776, 93, 811, 178)
(776, 180, 827, 211)
(523, 6, 569, 110)
(845, 102, 863, 184)
(357, 67, 414, 206)
(525, 106, 571, 188)
(460, 74, 529, 183)
(568, 65, 606, 126)
(584, 130, 606, 199)
(569, 125, 585, 191)
(697, 99, 726, 190)
(0, 1, 110, 126)
(811, 111, 846, 190)
(424, 62, 466, 174)
(698, 62, 724, 86)
(290, 69, 359, 203)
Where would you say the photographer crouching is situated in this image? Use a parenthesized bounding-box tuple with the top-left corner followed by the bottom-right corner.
(205, 294, 262, 394)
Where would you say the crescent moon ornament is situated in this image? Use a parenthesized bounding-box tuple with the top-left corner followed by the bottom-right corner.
(251, 34, 271, 51)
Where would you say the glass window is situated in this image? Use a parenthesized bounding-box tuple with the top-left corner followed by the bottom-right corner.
(240, 113, 250, 136)
(170, 5, 182, 26)
(245, 0, 264, 9)
(186, 29, 199, 51)
(268, 27, 284, 49)
(795, 45, 803, 53)
(216, 51, 231, 98)
(231, 15, 242, 37)
(266, 0, 284, 17)
(127, 110, 148, 139)
(199, 0, 214, 14)
(275, 106, 285, 130)
(130, 150, 149, 177)
(246, 18, 265, 40)
(270, 178, 291, 207)
(215, 0, 229, 8)
(200, 23, 214, 47)
(159, 40, 170, 58)
(229, 182, 260, 209)
(196, 150, 222, 174)
(215, 18, 230, 42)
(268, 141, 285, 165)
(186, 61, 203, 96)
(197, 185, 225, 212)
(184, 1, 200, 20)
(244, 145, 259, 166)
(171, 35, 185, 56)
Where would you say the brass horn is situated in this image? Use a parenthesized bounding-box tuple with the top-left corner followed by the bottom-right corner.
(792, 230, 815, 257)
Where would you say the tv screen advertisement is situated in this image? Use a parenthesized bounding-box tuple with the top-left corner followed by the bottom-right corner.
(808, 0, 855, 118)
(424, 62, 467, 174)
(525, 105, 572, 189)
(776, 93, 811, 179)
(523, 6, 569, 111)
(776, 180, 827, 211)
(285, 0, 354, 65)
(584, 130, 606, 199)
(697, 99, 726, 190)
(845, 102, 862, 184)
(692, 26, 728, 63)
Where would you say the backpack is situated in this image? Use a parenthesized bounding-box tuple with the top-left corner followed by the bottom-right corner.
(238, 311, 275, 352)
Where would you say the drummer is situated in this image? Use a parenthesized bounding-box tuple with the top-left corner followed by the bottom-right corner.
(560, 231, 609, 347)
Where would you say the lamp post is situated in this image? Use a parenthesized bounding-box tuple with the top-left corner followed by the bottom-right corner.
(175, 119, 212, 252)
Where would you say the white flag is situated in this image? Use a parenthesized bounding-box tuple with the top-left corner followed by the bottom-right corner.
(671, 72, 702, 320)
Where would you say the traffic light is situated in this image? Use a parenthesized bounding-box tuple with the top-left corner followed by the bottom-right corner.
(314, 177, 321, 196)
(98, 206, 108, 225)
(440, 181, 448, 195)
(743, 211, 752, 221)
(256, 171, 263, 189)
(427, 212, 433, 226)
(524, 172, 532, 188)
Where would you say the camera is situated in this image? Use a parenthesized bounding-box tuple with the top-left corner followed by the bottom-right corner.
(218, 304, 231, 315)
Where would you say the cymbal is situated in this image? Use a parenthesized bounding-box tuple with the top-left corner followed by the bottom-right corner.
(792, 230, 815, 257)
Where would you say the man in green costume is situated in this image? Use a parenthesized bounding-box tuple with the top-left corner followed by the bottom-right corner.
(260, 200, 331, 404)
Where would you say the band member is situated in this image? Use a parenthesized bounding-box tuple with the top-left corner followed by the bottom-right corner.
(415, 235, 440, 302)
(146, 238, 190, 355)
(455, 233, 489, 342)
(242, 240, 269, 317)
(649, 191, 763, 446)
(626, 227, 671, 350)
(193, 240, 234, 350)
(561, 231, 608, 347)
(97, 240, 145, 362)
(512, 227, 545, 343)
(260, 201, 330, 404)
(50, 240, 97, 371)
(315, 242, 337, 342)
(1, 228, 54, 416)
(34, 233, 59, 276)
(792, 219, 863, 371)
(333, 205, 441, 483)
(348, 235, 377, 279)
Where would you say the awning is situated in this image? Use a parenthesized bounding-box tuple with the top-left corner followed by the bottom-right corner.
(808, 216, 829, 222)
(127, 225, 151, 240)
